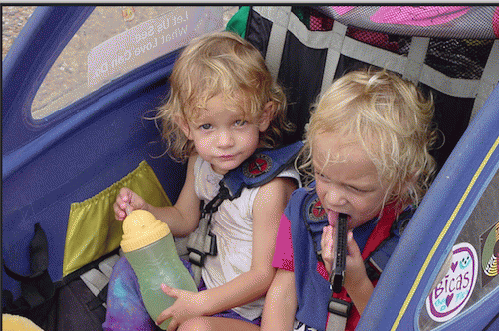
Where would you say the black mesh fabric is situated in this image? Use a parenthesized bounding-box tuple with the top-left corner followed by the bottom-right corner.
(426, 39, 494, 79)
(245, 6, 497, 170)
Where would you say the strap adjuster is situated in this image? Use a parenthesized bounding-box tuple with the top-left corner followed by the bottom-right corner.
(188, 232, 217, 267)
(188, 249, 206, 267)
(328, 297, 352, 318)
(205, 231, 218, 256)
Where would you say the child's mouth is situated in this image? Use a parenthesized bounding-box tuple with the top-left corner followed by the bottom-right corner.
(327, 211, 349, 227)
(327, 210, 339, 227)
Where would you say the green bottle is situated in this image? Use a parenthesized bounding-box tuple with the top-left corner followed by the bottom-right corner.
(121, 210, 198, 330)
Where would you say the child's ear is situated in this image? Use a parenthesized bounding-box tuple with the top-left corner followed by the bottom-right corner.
(177, 117, 193, 140)
(258, 101, 275, 132)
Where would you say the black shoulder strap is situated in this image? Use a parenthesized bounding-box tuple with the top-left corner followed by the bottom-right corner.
(200, 183, 231, 218)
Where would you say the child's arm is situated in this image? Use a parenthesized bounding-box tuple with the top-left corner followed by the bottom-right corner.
(114, 156, 201, 237)
(260, 268, 297, 331)
(321, 227, 374, 314)
(156, 176, 297, 327)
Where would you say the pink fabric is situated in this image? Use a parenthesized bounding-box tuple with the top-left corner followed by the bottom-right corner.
(273, 213, 330, 280)
(272, 214, 294, 271)
(494, 7, 499, 38)
(370, 6, 469, 27)
(316, 260, 329, 280)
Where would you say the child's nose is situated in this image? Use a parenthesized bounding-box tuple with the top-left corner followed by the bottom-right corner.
(217, 129, 235, 147)
(325, 187, 348, 207)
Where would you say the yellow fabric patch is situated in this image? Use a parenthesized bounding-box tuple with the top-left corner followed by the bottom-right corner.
(2, 314, 44, 331)
(63, 160, 171, 277)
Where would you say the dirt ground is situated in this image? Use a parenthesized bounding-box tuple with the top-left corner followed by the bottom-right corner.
(2, 6, 238, 119)
(2, 6, 237, 61)
(2, 6, 36, 60)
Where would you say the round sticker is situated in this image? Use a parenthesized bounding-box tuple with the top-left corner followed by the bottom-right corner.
(425, 242, 478, 322)
(481, 222, 499, 284)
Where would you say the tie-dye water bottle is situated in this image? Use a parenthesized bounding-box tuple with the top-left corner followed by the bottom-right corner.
(120, 210, 198, 330)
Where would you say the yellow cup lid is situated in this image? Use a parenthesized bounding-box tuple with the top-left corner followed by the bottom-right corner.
(120, 210, 170, 252)
(2, 314, 44, 331)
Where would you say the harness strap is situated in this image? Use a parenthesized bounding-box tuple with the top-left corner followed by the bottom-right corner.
(364, 206, 413, 281)
(80, 268, 109, 308)
(187, 183, 230, 285)
(98, 253, 121, 279)
(201, 183, 231, 218)
(78, 254, 120, 309)
(326, 297, 352, 331)
(3, 223, 55, 310)
(186, 142, 303, 286)
(80, 268, 109, 297)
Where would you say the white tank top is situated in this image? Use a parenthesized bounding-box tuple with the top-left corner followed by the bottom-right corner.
(193, 155, 300, 320)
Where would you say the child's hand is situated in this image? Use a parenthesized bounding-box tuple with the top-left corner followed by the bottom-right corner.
(320, 225, 338, 273)
(321, 226, 368, 289)
(156, 284, 205, 331)
(113, 187, 147, 221)
(321, 225, 374, 314)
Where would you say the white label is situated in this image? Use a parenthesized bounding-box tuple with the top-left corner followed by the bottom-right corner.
(88, 7, 223, 87)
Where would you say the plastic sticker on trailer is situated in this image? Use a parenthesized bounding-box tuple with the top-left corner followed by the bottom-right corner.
(87, 7, 223, 87)
(480, 221, 499, 287)
(425, 242, 478, 322)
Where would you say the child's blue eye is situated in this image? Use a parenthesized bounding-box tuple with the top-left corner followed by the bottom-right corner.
(200, 124, 212, 130)
(235, 120, 247, 127)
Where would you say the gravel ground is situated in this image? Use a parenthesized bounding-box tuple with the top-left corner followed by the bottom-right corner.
(2, 6, 238, 119)
(2, 6, 237, 61)
(2, 6, 237, 59)
(2, 6, 36, 60)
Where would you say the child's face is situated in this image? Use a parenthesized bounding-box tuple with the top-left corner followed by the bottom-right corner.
(312, 131, 390, 230)
(182, 94, 269, 175)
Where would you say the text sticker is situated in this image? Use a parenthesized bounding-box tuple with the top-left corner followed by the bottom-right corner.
(88, 7, 223, 88)
(425, 242, 478, 322)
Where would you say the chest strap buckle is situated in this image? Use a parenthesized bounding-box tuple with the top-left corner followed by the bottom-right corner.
(326, 297, 352, 331)
(328, 297, 351, 318)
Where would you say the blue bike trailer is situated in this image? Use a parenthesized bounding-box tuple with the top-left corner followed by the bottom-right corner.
(3, 5, 499, 330)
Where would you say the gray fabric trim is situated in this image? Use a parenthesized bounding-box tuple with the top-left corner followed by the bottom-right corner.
(403, 37, 430, 84)
(254, 6, 487, 102)
(254, 6, 292, 79)
(419, 66, 479, 98)
(321, 22, 348, 95)
(341, 36, 408, 74)
(342, 37, 480, 99)
(471, 40, 499, 120)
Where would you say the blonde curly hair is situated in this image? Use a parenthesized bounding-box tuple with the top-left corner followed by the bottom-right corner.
(299, 68, 438, 207)
(155, 30, 294, 162)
